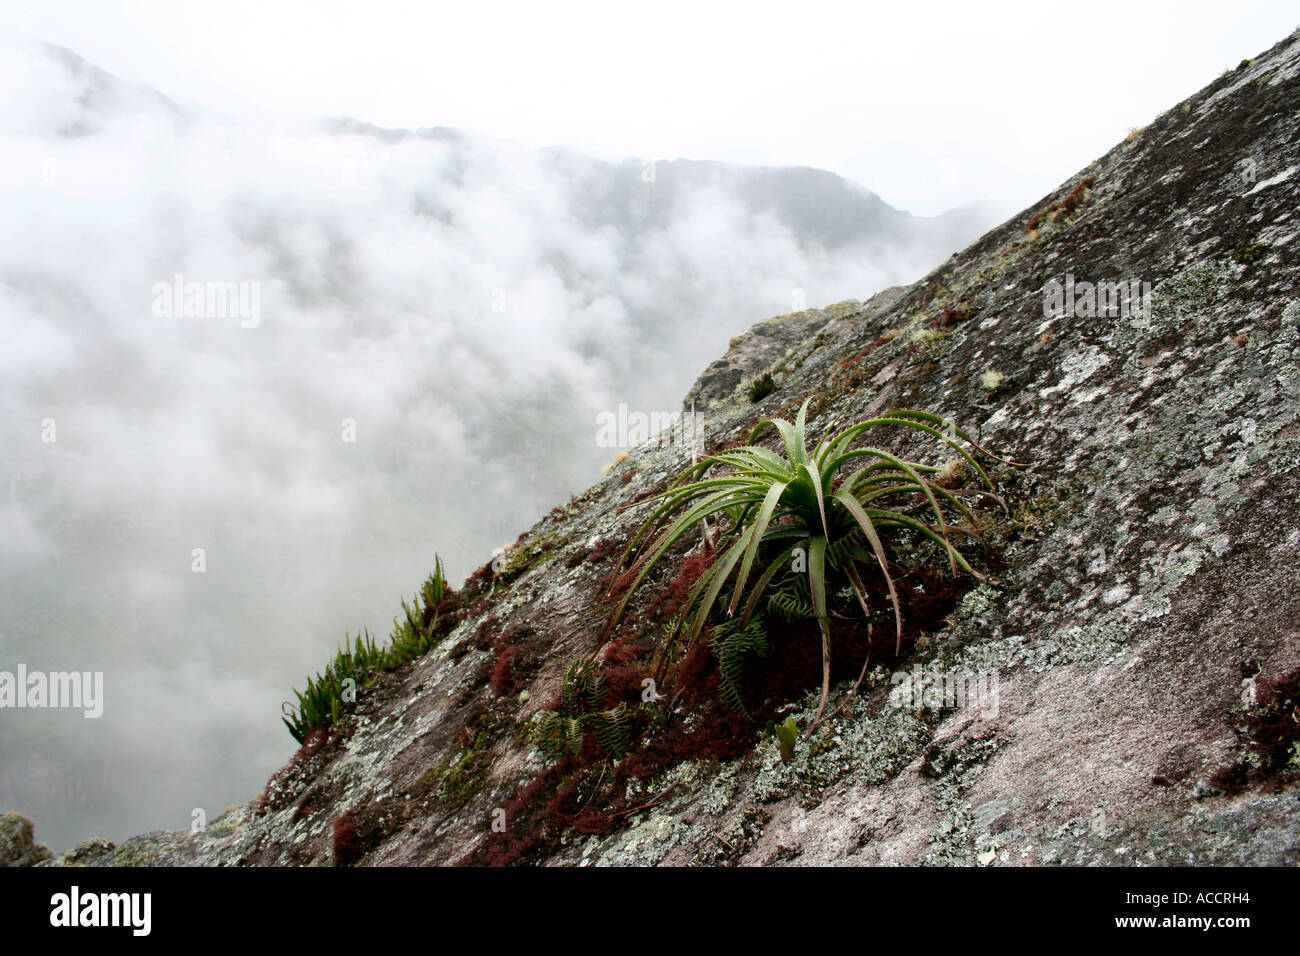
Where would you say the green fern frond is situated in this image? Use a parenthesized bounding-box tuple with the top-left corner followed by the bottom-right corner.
(589, 703, 634, 759)
(710, 618, 769, 715)
(529, 710, 573, 759)
(826, 528, 870, 568)
(767, 576, 815, 621)
(530, 660, 651, 762)
(564, 716, 585, 756)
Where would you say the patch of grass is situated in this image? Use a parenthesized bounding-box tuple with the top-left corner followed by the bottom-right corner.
(747, 372, 777, 403)
(282, 555, 454, 743)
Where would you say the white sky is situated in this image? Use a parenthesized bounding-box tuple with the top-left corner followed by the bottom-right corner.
(2, 0, 1296, 214)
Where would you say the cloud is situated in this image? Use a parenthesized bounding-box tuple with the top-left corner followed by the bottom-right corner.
(0, 43, 1001, 850)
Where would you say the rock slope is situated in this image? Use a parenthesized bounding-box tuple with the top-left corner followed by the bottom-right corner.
(39, 29, 1300, 866)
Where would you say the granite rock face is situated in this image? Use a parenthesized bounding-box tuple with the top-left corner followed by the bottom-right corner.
(53, 30, 1300, 866)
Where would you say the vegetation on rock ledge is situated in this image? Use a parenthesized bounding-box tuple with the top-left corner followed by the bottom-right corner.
(282, 555, 455, 743)
(605, 398, 1024, 732)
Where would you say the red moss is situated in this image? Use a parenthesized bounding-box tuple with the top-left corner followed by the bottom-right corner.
(838, 345, 877, 370)
(598, 640, 651, 705)
(1209, 669, 1300, 795)
(587, 536, 625, 565)
(597, 568, 635, 604)
(601, 639, 644, 667)
(1026, 176, 1094, 232)
(488, 627, 547, 697)
(642, 546, 715, 626)
(332, 810, 365, 866)
(460, 756, 588, 866)
(466, 527, 982, 866)
(1059, 176, 1094, 217)
(465, 563, 494, 590)
(489, 646, 521, 696)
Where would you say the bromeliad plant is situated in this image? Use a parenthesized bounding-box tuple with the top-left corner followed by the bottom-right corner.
(282, 628, 390, 744)
(606, 398, 1018, 730)
(282, 554, 452, 743)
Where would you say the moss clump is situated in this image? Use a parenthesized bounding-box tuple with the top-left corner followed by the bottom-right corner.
(332, 810, 364, 866)
(1007, 490, 1068, 542)
(1233, 243, 1268, 266)
(746, 372, 776, 403)
(439, 740, 491, 810)
(493, 533, 559, 585)
(0, 812, 52, 867)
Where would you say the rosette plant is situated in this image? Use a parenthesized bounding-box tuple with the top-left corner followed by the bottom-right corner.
(606, 398, 1015, 729)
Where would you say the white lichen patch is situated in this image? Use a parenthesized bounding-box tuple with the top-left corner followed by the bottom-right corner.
(1102, 583, 1133, 606)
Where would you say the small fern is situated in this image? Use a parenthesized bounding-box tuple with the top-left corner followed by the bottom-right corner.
(589, 702, 634, 759)
(768, 577, 815, 621)
(558, 660, 608, 713)
(530, 661, 646, 761)
(710, 618, 769, 715)
(532, 711, 589, 758)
